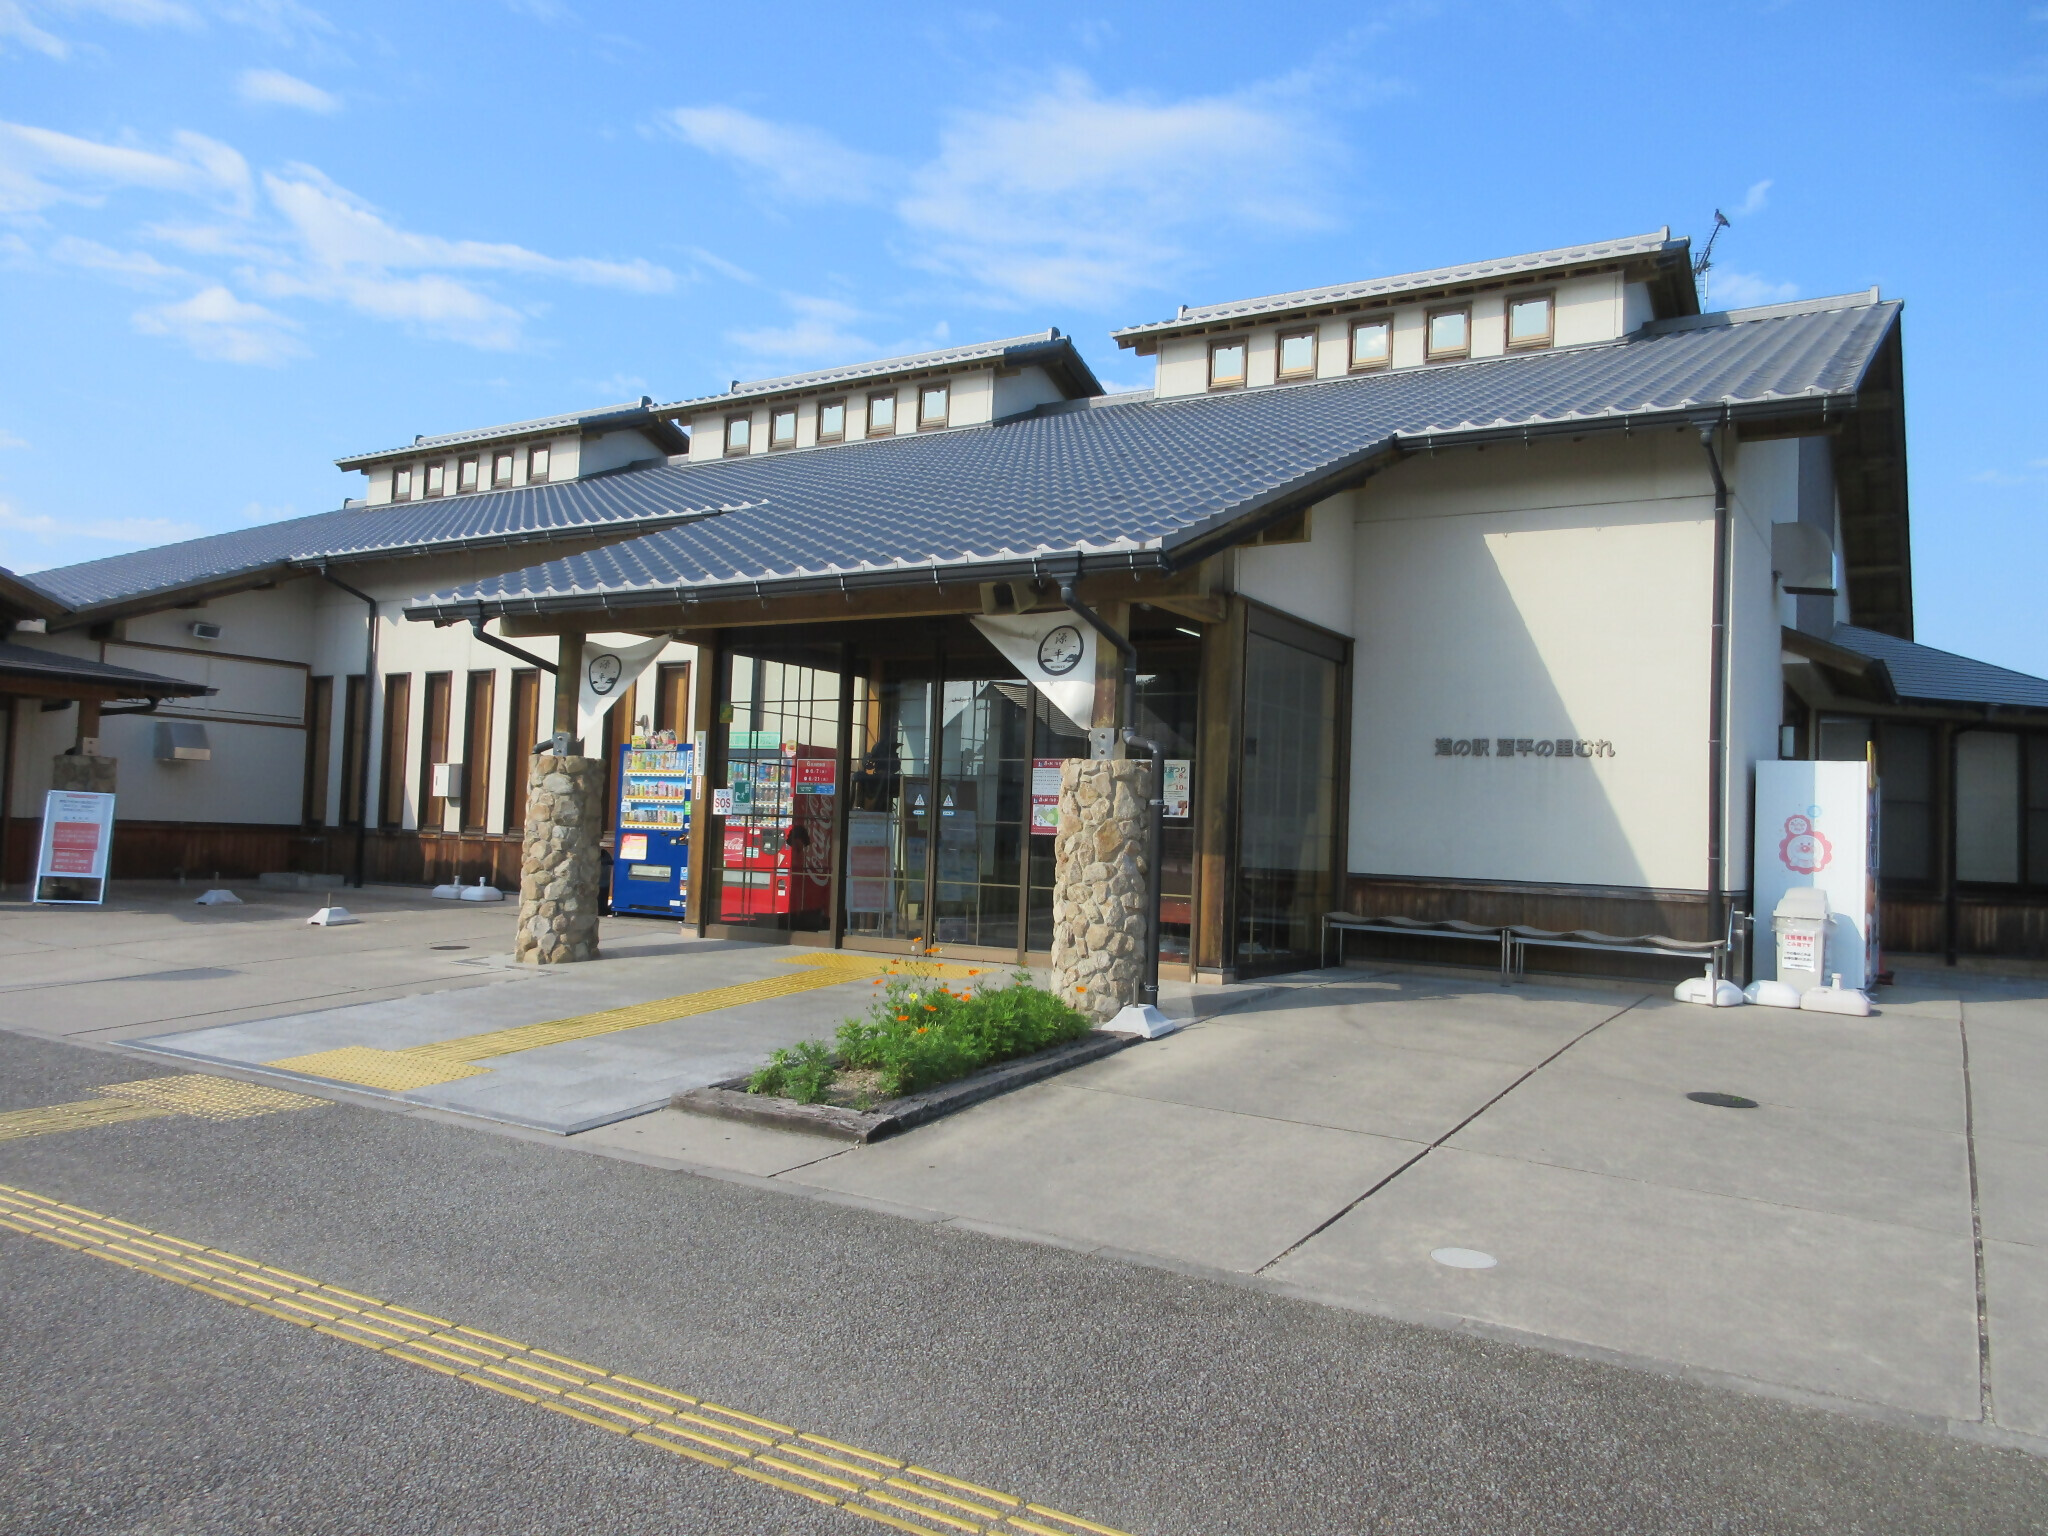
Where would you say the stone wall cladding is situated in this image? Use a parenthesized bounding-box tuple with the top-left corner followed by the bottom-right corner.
(1049, 758, 1151, 1022)
(515, 754, 605, 964)
(52, 754, 117, 794)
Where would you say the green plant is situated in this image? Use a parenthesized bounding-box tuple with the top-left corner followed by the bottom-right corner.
(747, 1038, 836, 1103)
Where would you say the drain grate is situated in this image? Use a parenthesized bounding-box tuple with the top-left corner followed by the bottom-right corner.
(1686, 1090, 1759, 1109)
(430, 944, 469, 951)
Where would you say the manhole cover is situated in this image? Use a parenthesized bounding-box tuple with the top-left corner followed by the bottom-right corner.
(1686, 1090, 1758, 1109)
(430, 944, 469, 951)
(1430, 1247, 1497, 1269)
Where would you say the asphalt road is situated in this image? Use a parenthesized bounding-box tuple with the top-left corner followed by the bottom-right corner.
(3, 1028, 2044, 1536)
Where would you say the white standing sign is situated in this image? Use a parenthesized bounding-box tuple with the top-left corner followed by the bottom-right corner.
(33, 789, 116, 905)
(1752, 759, 1878, 990)
(969, 614, 1097, 734)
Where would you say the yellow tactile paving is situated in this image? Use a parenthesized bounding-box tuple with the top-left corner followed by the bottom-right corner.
(0, 1181, 1134, 1536)
(0, 1098, 174, 1141)
(266, 951, 985, 1091)
(94, 1075, 330, 1120)
(0, 1075, 326, 1143)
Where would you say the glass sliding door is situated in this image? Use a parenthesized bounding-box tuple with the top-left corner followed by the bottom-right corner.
(717, 651, 843, 932)
(932, 680, 1028, 950)
(1235, 621, 1345, 974)
(844, 671, 932, 944)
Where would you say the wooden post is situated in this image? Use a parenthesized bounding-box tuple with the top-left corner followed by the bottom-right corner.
(76, 697, 101, 755)
(552, 633, 584, 743)
(1191, 595, 1246, 981)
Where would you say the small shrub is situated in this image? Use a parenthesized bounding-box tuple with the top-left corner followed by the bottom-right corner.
(745, 963, 1090, 1104)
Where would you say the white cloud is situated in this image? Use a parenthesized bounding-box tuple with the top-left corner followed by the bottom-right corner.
(49, 233, 190, 285)
(0, 430, 26, 449)
(133, 283, 304, 363)
(0, 0, 196, 59)
(1706, 269, 1799, 308)
(897, 73, 1335, 306)
(0, 120, 249, 215)
(237, 67, 339, 113)
(727, 293, 875, 364)
(687, 245, 757, 284)
(659, 106, 887, 204)
(0, 499, 197, 560)
(7, 117, 676, 357)
(1732, 178, 1772, 218)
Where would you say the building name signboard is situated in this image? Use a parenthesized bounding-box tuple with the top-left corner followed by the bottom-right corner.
(1435, 737, 1616, 759)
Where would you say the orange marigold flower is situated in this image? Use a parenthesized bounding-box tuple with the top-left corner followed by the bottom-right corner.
(895, 1014, 909, 1022)
(915, 1026, 928, 1034)
(923, 1004, 938, 1012)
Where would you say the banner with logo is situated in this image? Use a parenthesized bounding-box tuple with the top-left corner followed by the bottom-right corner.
(575, 634, 670, 745)
(969, 614, 1096, 734)
(1753, 759, 1877, 989)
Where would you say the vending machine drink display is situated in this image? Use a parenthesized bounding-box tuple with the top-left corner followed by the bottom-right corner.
(720, 733, 836, 925)
(611, 742, 693, 917)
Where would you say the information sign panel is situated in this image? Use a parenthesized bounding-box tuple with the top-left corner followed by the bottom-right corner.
(33, 790, 115, 905)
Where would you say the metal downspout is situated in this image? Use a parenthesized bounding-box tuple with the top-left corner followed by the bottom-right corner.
(319, 567, 378, 891)
(1698, 428, 1733, 968)
(1060, 581, 1164, 1010)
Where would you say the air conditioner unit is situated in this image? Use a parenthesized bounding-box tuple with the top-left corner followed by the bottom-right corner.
(432, 762, 463, 799)
(188, 621, 223, 641)
(154, 721, 212, 762)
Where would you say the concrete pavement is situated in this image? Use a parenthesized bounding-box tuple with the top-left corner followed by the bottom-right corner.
(5, 882, 2046, 1461)
(4, 1026, 2045, 1534)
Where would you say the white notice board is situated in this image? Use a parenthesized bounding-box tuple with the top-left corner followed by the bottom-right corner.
(33, 789, 116, 905)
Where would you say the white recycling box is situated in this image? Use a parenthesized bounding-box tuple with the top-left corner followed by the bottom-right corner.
(1771, 886, 1831, 992)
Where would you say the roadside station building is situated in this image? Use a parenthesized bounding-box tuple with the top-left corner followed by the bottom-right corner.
(7, 230, 2047, 973)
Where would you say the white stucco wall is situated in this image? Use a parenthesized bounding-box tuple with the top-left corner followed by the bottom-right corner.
(1233, 491, 1358, 639)
(1347, 429, 1753, 892)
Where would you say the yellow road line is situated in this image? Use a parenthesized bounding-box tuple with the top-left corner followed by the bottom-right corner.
(0, 1180, 1133, 1536)
(263, 950, 988, 1092)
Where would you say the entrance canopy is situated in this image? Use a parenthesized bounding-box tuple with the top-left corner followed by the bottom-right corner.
(0, 640, 216, 707)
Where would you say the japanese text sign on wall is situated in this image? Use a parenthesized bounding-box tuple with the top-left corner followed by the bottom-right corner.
(1030, 758, 1064, 836)
(792, 759, 837, 794)
(1434, 737, 1615, 760)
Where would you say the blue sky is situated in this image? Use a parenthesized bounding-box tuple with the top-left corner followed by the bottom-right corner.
(2, 2, 2043, 673)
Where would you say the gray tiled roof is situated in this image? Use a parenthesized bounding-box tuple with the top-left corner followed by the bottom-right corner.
(1832, 625, 2048, 710)
(1111, 230, 1685, 342)
(0, 565, 67, 620)
(659, 331, 1101, 411)
(0, 639, 214, 696)
(32, 477, 750, 615)
(410, 291, 1900, 622)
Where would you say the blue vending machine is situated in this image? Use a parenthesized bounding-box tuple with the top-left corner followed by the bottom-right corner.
(610, 741, 694, 917)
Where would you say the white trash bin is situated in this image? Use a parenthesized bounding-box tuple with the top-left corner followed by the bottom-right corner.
(1771, 887, 1830, 994)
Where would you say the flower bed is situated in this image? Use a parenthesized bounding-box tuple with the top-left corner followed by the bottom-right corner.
(747, 964, 1090, 1110)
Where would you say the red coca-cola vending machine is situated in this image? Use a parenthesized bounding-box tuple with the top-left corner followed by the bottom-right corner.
(719, 739, 836, 926)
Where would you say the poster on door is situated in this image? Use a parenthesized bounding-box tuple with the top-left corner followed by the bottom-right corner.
(1162, 760, 1191, 819)
(1030, 758, 1064, 835)
(1753, 759, 1877, 989)
(33, 790, 115, 905)
(846, 811, 892, 913)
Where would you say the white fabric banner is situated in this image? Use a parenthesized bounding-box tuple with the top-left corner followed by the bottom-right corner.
(576, 634, 670, 745)
(969, 614, 1097, 734)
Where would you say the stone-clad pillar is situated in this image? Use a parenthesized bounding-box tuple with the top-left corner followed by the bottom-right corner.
(52, 754, 117, 794)
(1049, 758, 1150, 1023)
(515, 754, 604, 964)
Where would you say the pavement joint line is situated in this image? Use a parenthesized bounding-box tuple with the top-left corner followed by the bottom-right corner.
(257, 951, 984, 1092)
(0, 1179, 1137, 1536)
(1252, 993, 1649, 1274)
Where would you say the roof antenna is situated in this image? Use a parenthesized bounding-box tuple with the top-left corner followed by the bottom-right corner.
(1693, 210, 1731, 308)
